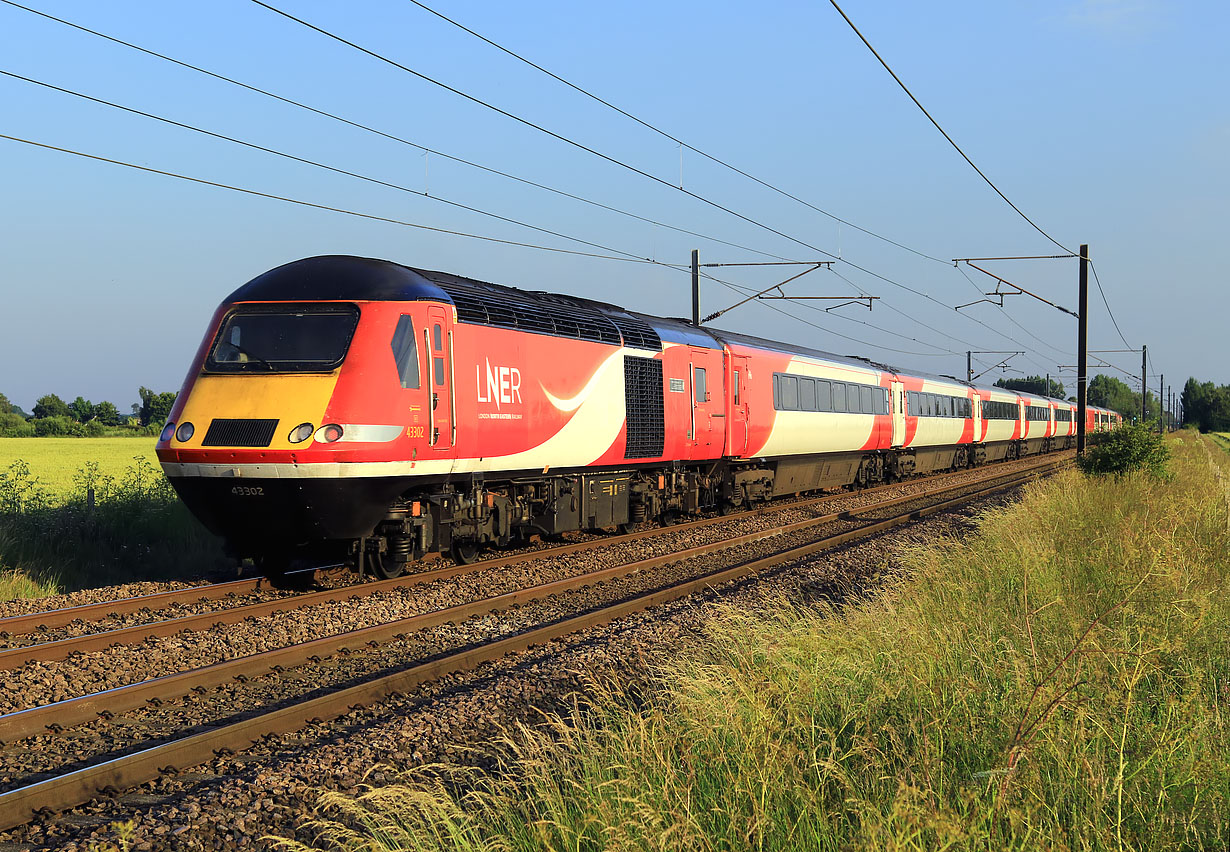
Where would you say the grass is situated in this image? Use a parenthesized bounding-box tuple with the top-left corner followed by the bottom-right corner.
(279, 433, 1230, 852)
(0, 436, 159, 499)
(1210, 432, 1230, 454)
(0, 442, 225, 598)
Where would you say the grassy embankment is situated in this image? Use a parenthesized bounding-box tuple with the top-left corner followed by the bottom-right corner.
(284, 433, 1230, 852)
(0, 437, 223, 598)
(1210, 432, 1230, 454)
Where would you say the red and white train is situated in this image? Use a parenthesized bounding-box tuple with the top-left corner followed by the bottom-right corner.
(156, 255, 1121, 575)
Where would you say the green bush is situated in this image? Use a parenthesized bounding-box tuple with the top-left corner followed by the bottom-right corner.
(1077, 422, 1170, 477)
(32, 416, 72, 437)
(0, 412, 33, 437)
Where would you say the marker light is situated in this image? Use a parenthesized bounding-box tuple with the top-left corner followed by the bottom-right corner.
(159, 422, 176, 443)
(289, 422, 315, 444)
(315, 424, 344, 443)
(175, 422, 195, 442)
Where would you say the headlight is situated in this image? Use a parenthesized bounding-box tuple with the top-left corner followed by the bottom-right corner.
(289, 422, 315, 444)
(175, 422, 195, 442)
(159, 422, 176, 442)
(315, 424, 344, 443)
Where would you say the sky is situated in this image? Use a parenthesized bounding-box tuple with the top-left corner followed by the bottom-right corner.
(1, 0, 1225, 415)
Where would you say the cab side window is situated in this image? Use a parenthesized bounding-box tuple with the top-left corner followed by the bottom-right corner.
(390, 315, 421, 389)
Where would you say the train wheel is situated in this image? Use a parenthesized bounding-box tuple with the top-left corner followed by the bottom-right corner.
(371, 552, 404, 580)
(451, 540, 481, 565)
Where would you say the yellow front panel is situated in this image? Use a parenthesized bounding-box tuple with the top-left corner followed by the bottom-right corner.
(172, 373, 340, 450)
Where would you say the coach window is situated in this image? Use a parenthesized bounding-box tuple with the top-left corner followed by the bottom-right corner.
(860, 386, 875, 415)
(845, 384, 858, 413)
(800, 378, 816, 411)
(780, 375, 798, 410)
(816, 380, 831, 412)
(733, 370, 740, 404)
(831, 382, 847, 412)
(390, 315, 421, 389)
(694, 366, 708, 403)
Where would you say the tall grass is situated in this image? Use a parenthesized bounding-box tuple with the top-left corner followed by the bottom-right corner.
(280, 434, 1230, 852)
(0, 456, 224, 596)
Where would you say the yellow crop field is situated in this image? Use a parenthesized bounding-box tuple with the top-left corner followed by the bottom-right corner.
(0, 437, 161, 499)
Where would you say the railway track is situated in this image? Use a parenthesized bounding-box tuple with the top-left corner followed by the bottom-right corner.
(0, 453, 1064, 647)
(0, 454, 1066, 830)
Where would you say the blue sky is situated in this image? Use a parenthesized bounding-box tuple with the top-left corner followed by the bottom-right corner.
(1, 0, 1224, 414)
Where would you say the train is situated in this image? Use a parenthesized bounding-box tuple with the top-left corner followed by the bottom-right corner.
(155, 255, 1121, 577)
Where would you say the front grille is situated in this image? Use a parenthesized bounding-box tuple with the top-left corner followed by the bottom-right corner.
(624, 356, 664, 459)
(202, 418, 279, 447)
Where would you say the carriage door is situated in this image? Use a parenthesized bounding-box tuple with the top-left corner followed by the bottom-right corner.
(426, 306, 455, 449)
(689, 348, 718, 456)
(727, 354, 750, 456)
(890, 381, 906, 447)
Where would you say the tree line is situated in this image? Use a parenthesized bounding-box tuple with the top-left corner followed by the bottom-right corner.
(1181, 378, 1230, 432)
(0, 388, 177, 437)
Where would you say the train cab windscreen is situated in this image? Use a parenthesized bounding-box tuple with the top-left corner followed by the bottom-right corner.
(206, 304, 360, 372)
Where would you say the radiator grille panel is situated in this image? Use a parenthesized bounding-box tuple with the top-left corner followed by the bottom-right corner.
(202, 418, 279, 448)
(624, 357, 664, 459)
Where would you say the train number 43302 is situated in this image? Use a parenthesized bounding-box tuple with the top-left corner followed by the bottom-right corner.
(231, 486, 265, 496)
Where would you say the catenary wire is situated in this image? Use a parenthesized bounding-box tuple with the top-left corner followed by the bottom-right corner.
(402, 0, 950, 265)
(3, 0, 1084, 369)
(698, 271, 950, 358)
(0, 68, 661, 264)
(0, 124, 943, 364)
(0, 0, 797, 265)
(249, 0, 1068, 353)
(250, 0, 855, 263)
(0, 132, 667, 263)
(826, 0, 1135, 350)
(953, 264, 1071, 361)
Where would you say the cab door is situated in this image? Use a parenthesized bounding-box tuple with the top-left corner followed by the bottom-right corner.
(689, 348, 720, 457)
(890, 381, 906, 447)
(727, 354, 750, 456)
(426, 306, 454, 450)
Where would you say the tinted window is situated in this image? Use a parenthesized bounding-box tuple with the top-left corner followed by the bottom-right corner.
(816, 380, 831, 412)
(832, 382, 847, 412)
(907, 391, 917, 414)
(860, 386, 875, 414)
(733, 370, 740, 404)
(800, 378, 816, 411)
(433, 356, 445, 386)
(208, 304, 359, 373)
(694, 367, 708, 403)
(780, 375, 797, 410)
(847, 384, 859, 413)
(433, 324, 443, 351)
(390, 315, 420, 389)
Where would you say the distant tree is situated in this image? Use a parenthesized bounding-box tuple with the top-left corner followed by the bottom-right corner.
(0, 392, 11, 415)
(1179, 377, 1230, 432)
(69, 396, 95, 423)
(136, 387, 178, 426)
(93, 400, 123, 427)
(32, 393, 71, 420)
(994, 376, 1065, 398)
(1087, 374, 1143, 420)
